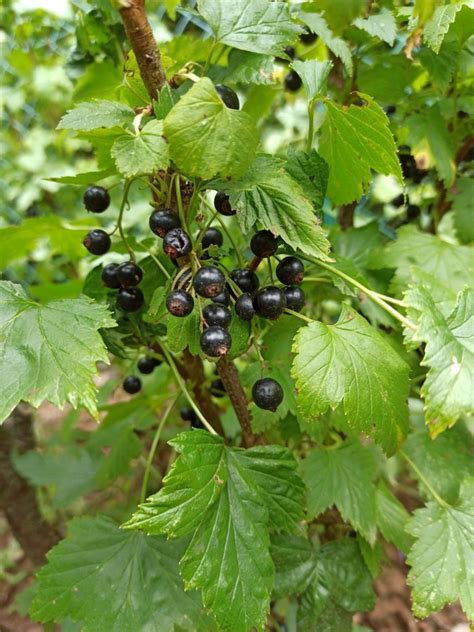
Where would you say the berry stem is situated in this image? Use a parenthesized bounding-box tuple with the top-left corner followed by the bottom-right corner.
(306, 100, 315, 153)
(400, 450, 450, 509)
(174, 176, 189, 234)
(248, 256, 262, 272)
(111, 179, 136, 262)
(283, 308, 313, 323)
(138, 247, 171, 279)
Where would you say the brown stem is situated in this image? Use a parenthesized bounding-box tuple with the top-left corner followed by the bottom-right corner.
(0, 406, 60, 566)
(119, 0, 167, 100)
(339, 202, 356, 230)
(248, 256, 262, 272)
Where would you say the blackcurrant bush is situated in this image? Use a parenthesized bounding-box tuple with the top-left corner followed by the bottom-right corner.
(83, 185, 110, 213)
(284, 285, 305, 312)
(202, 227, 223, 250)
(200, 326, 232, 357)
(300, 27, 317, 45)
(117, 261, 143, 288)
(163, 228, 192, 259)
(117, 287, 144, 312)
(202, 304, 232, 328)
(212, 288, 231, 306)
(284, 70, 302, 92)
(123, 375, 141, 394)
(276, 256, 304, 285)
(250, 230, 278, 258)
(83, 229, 111, 255)
(149, 208, 181, 238)
(210, 379, 226, 398)
(235, 293, 255, 321)
(214, 191, 236, 216)
(253, 286, 287, 320)
(215, 84, 240, 110)
(166, 289, 194, 317)
(101, 263, 120, 289)
(137, 356, 158, 374)
(230, 268, 260, 294)
(252, 378, 283, 411)
(193, 266, 226, 299)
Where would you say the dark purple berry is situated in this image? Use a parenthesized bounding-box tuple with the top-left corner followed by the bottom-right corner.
(202, 227, 223, 250)
(163, 228, 192, 259)
(300, 27, 317, 45)
(276, 256, 304, 285)
(235, 293, 255, 321)
(166, 290, 194, 317)
(123, 375, 141, 394)
(180, 406, 196, 422)
(83, 185, 110, 213)
(193, 266, 226, 299)
(214, 191, 236, 216)
(250, 230, 278, 258)
(252, 378, 283, 411)
(200, 326, 232, 357)
(230, 268, 260, 294)
(210, 379, 226, 398)
(137, 356, 159, 374)
(83, 229, 111, 255)
(101, 263, 120, 289)
(149, 208, 181, 238)
(117, 261, 143, 288)
(117, 287, 144, 312)
(212, 288, 231, 306)
(391, 193, 405, 208)
(284, 70, 302, 92)
(253, 286, 287, 320)
(215, 84, 240, 110)
(284, 285, 305, 312)
(202, 304, 232, 328)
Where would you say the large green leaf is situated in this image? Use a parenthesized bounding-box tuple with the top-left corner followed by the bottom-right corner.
(290, 60, 332, 101)
(291, 306, 410, 455)
(124, 431, 305, 632)
(285, 148, 329, 211)
(0, 282, 115, 422)
(311, 0, 368, 33)
(375, 483, 413, 554)
(271, 535, 317, 599)
(30, 515, 210, 631)
(319, 93, 402, 205)
(164, 78, 258, 179)
(406, 477, 474, 621)
(57, 100, 134, 131)
(111, 120, 169, 177)
(423, 3, 464, 53)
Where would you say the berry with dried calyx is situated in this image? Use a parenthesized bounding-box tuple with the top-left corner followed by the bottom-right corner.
(149, 208, 181, 238)
(200, 326, 232, 357)
(252, 378, 283, 411)
(214, 191, 236, 216)
(117, 261, 143, 288)
(250, 230, 278, 258)
(276, 256, 304, 285)
(163, 228, 192, 259)
(83, 229, 111, 255)
(193, 266, 226, 299)
(166, 290, 194, 317)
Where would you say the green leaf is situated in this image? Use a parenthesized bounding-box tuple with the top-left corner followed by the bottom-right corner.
(57, 100, 134, 131)
(375, 482, 413, 554)
(451, 176, 474, 244)
(290, 60, 332, 101)
(167, 309, 201, 356)
(0, 282, 116, 423)
(353, 8, 397, 45)
(271, 535, 317, 598)
(197, 0, 301, 55)
(47, 167, 117, 184)
(301, 441, 377, 540)
(124, 431, 305, 632)
(406, 477, 474, 621)
(302, 13, 353, 75)
(228, 315, 251, 359)
(164, 78, 258, 179)
(319, 94, 402, 205)
(311, 0, 368, 33)
(291, 306, 410, 455)
(285, 148, 329, 211)
(423, 3, 464, 53)
(30, 515, 210, 631)
(111, 120, 170, 178)
(414, 0, 441, 26)
(211, 50, 276, 85)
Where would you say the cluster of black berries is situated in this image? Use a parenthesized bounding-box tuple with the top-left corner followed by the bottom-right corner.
(122, 355, 162, 395)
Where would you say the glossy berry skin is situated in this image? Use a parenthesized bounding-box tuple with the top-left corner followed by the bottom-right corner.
(163, 228, 192, 259)
(253, 286, 287, 320)
(83, 229, 111, 255)
(284, 70, 302, 92)
(212, 288, 231, 306)
(137, 356, 159, 374)
(235, 293, 255, 321)
(193, 266, 226, 299)
(214, 191, 236, 216)
(166, 290, 194, 317)
(123, 375, 141, 394)
(117, 262, 143, 288)
(101, 263, 121, 289)
(211, 379, 226, 398)
(202, 227, 224, 251)
(276, 256, 304, 285)
(149, 208, 181, 238)
(230, 268, 260, 294)
(117, 287, 144, 312)
(250, 230, 278, 258)
(215, 84, 240, 110)
(200, 326, 232, 357)
(300, 27, 317, 44)
(284, 285, 305, 312)
(83, 185, 110, 213)
(252, 378, 283, 412)
(180, 406, 203, 428)
(202, 304, 232, 328)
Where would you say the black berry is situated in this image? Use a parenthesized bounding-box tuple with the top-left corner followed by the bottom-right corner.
(212, 288, 231, 306)
(166, 290, 194, 317)
(214, 191, 236, 216)
(276, 256, 304, 285)
(276, 46, 296, 63)
(117, 261, 143, 288)
(235, 293, 255, 321)
(284, 70, 302, 92)
(250, 230, 278, 258)
(203, 304, 232, 328)
(123, 375, 141, 394)
(284, 285, 305, 312)
(200, 326, 232, 357)
(83, 229, 111, 255)
(163, 228, 192, 259)
(193, 266, 226, 299)
(407, 204, 421, 220)
(215, 84, 240, 110)
(202, 227, 223, 250)
(149, 208, 181, 238)
(385, 104, 396, 116)
(137, 356, 159, 374)
(180, 406, 203, 428)
(300, 27, 317, 45)
(117, 287, 144, 312)
(252, 378, 283, 411)
(101, 263, 120, 289)
(210, 379, 226, 398)
(83, 185, 110, 213)
(230, 268, 260, 294)
(253, 286, 287, 320)
(391, 193, 405, 207)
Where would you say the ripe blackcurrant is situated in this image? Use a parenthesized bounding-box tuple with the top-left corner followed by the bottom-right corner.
(275, 46, 296, 63)
(202, 304, 232, 328)
(137, 356, 159, 374)
(101, 263, 120, 289)
(117, 261, 143, 288)
(202, 227, 224, 251)
(284, 285, 305, 312)
(250, 230, 278, 258)
(180, 406, 203, 428)
(253, 286, 287, 320)
(210, 379, 226, 398)
(252, 378, 283, 411)
(83, 185, 110, 213)
(235, 293, 255, 321)
(276, 256, 304, 285)
(215, 84, 240, 110)
(200, 326, 232, 357)
(407, 204, 421, 220)
(391, 193, 405, 208)
(230, 268, 260, 294)
(123, 375, 141, 394)
(117, 287, 144, 312)
(163, 228, 192, 259)
(300, 27, 317, 44)
(212, 288, 231, 306)
(214, 191, 236, 216)
(83, 229, 111, 255)
(166, 290, 194, 317)
(193, 266, 226, 299)
(149, 208, 181, 238)
(284, 70, 302, 92)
